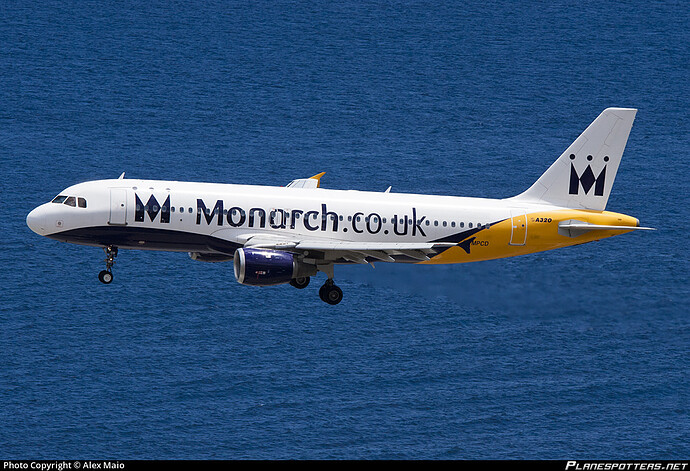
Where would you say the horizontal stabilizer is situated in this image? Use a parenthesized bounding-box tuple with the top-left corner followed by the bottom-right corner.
(558, 220, 655, 237)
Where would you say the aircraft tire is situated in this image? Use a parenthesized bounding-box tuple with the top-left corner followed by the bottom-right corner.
(321, 284, 343, 305)
(98, 270, 113, 284)
(290, 276, 310, 289)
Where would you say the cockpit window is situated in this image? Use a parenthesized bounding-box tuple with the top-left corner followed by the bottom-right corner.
(78, 197, 87, 208)
(52, 195, 67, 204)
(64, 196, 76, 207)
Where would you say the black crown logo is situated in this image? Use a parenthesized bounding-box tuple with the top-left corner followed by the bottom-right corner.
(568, 154, 608, 196)
(135, 193, 171, 223)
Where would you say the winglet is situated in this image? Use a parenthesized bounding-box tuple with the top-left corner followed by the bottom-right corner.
(310, 172, 326, 188)
(286, 172, 326, 189)
(118, 172, 125, 180)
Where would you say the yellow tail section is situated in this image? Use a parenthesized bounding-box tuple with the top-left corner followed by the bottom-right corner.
(425, 209, 639, 264)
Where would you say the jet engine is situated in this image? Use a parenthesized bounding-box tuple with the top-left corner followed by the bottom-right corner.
(233, 248, 317, 286)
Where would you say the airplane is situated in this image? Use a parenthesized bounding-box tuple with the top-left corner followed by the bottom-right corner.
(26, 108, 653, 305)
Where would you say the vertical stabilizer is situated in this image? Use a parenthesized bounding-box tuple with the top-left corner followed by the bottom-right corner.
(513, 108, 637, 210)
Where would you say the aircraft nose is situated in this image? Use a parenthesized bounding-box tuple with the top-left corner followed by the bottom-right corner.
(26, 205, 47, 235)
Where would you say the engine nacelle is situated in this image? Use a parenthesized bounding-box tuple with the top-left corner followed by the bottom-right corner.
(233, 248, 317, 286)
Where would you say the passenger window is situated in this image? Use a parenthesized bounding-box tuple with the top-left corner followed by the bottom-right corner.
(64, 196, 76, 207)
(52, 195, 67, 204)
(77, 197, 87, 208)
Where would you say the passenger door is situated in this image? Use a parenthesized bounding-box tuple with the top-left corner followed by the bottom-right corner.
(109, 188, 128, 225)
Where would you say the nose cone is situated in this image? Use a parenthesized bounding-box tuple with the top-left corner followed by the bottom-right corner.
(27, 205, 47, 235)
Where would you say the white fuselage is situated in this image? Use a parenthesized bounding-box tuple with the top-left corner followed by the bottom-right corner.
(28, 178, 549, 258)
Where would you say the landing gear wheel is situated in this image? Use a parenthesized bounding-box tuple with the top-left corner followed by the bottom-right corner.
(98, 270, 113, 284)
(319, 280, 343, 305)
(290, 276, 310, 289)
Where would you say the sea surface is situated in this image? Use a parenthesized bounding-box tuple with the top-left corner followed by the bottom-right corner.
(1, 0, 688, 459)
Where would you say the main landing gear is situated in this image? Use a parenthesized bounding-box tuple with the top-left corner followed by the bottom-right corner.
(319, 279, 343, 305)
(98, 246, 118, 284)
(289, 276, 310, 289)
(288, 265, 344, 305)
(317, 264, 343, 305)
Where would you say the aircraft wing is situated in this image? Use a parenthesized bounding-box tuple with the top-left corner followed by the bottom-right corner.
(239, 234, 456, 262)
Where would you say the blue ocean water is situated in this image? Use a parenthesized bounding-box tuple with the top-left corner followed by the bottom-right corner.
(1, 0, 688, 459)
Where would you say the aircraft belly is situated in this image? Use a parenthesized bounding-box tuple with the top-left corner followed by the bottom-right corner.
(45, 226, 241, 254)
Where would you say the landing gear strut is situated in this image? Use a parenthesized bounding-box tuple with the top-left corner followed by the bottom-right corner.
(98, 246, 118, 284)
(319, 279, 343, 305)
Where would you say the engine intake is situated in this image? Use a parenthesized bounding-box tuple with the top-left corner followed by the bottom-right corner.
(233, 248, 317, 286)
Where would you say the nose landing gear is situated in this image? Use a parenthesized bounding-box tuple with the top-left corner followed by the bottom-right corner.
(98, 246, 118, 284)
